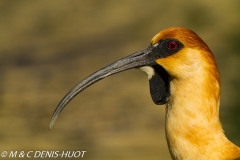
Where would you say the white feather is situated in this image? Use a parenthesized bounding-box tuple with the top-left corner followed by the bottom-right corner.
(139, 66, 155, 80)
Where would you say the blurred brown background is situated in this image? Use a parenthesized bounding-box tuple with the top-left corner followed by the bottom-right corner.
(0, 0, 240, 159)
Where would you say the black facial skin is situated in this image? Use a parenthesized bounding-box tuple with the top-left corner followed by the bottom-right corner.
(149, 65, 170, 105)
(151, 39, 184, 58)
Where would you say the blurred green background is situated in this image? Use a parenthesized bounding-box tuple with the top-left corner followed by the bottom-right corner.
(0, 0, 240, 159)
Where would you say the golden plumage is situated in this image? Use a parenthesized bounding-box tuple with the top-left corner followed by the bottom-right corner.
(153, 27, 240, 160)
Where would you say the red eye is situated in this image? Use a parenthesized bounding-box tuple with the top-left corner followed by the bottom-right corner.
(168, 41, 178, 50)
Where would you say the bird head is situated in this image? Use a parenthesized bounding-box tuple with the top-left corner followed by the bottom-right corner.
(49, 27, 218, 129)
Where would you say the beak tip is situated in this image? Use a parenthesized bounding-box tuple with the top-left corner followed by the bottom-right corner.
(49, 123, 53, 130)
(49, 115, 58, 130)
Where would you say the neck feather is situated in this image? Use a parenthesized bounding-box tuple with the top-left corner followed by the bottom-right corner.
(165, 54, 240, 160)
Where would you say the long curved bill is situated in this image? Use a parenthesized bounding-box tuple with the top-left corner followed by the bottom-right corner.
(49, 46, 157, 129)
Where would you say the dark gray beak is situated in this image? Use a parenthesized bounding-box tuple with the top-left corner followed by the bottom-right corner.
(49, 45, 170, 129)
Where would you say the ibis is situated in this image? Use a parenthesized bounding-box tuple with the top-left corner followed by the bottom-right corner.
(49, 27, 240, 159)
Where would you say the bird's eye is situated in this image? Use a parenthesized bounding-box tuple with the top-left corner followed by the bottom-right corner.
(167, 41, 179, 50)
